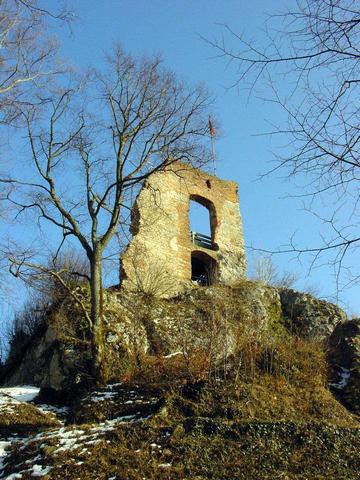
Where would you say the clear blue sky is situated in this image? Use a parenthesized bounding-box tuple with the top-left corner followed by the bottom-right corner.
(1, 0, 359, 322)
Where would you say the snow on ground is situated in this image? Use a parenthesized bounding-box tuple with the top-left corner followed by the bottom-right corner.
(0, 386, 39, 417)
(0, 386, 50, 479)
(89, 390, 117, 403)
(0, 439, 14, 472)
(0, 386, 68, 420)
(0, 386, 40, 403)
(84, 383, 122, 403)
(164, 351, 183, 359)
(0, 384, 154, 479)
(36, 404, 69, 417)
(86, 383, 159, 408)
(329, 367, 351, 390)
(1, 413, 148, 478)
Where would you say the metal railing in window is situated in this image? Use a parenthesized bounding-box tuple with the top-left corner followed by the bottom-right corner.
(190, 231, 214, 250)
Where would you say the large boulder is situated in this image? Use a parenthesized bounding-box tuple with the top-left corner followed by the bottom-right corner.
(328, 319, 360, 414)
(278, 288, 346, 340)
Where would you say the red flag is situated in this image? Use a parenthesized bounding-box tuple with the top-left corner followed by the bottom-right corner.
(208, 117, 215, 137)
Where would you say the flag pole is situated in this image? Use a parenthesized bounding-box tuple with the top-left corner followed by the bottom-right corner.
(211, 134, 216, 176)
(208, 116, 216, 176)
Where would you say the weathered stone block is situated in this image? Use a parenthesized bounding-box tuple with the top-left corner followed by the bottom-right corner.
(278, 288, 346, 340)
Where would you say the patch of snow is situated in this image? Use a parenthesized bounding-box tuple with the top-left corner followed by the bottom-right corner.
(97, 414, 137, 430)
(329, 367, 351, 390)
(1, 456, 51, 479)
(3, 473, 23, 479)
(150, 443, 161, 449)
(89, 391, 117, 403)
(25, 455, 41, 464)
(30, 464, 51, 477)
(0, 439, 13, 472)
(0, 386, 40, 403)
(0, 392, 153, 478)
(52, 428, 88, 453)
(164, 351, 183, 359)
(37, 404, 69, 417)
(85, 439, 101, 446)
(107, 383, 122, 389)
(0, 396, 17, 407)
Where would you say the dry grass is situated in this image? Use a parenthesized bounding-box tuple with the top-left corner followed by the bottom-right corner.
(0, 402, 60, 435)
(3, 415, 360, 480)
(3, 283, 360, 478)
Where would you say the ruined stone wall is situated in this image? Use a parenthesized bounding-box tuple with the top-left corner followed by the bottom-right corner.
(121, 162, 246, 296)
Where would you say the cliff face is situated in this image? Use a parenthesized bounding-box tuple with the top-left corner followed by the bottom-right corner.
(279, 288, 346, 338)
(329, 318, 360, 414)
(2, 280, 347, 395)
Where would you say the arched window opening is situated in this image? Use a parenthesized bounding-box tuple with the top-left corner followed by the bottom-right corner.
(191, 251, 218, 285)
(189, 195, 217, 250)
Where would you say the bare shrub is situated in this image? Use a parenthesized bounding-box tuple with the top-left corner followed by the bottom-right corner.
(124, 250, 174, 297)
(127, 350, 211, 387)
(5, 295, 47, 364)
(5, 249, 90, 364)
(21, 250, 90, 303)
(171, 292, 325, 388)
(250, 253, 299, 289)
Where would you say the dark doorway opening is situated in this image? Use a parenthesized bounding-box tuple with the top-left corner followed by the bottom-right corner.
(191, 251, 217, 285)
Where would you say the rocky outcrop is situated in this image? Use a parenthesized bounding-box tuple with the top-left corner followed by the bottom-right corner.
(328, 318, 360, 414)
(278, 288, 346, 340)
(2, 282, 346, 394)
(120, 281, 283, 359)
(2, 323, 86, 394)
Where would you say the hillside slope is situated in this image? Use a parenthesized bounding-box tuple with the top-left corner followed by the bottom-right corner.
(1, 281, 360, 479)
(0, 381, 359, 479)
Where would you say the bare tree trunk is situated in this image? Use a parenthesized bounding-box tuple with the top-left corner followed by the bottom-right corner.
(90, 247, 107, 384)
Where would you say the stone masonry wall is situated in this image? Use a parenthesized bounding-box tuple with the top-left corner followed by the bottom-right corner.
(121, 162, 246, 296)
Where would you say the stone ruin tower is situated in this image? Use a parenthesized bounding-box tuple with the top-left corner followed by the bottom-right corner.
(121, 161, 246, 296)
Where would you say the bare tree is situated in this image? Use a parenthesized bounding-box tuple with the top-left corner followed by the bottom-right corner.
(210, 0, 360, 291)
(1, 46, 213, 382)
(0, 0, 71, 124)
(250, 253, 299, 289)
(0, 1, 72, 363)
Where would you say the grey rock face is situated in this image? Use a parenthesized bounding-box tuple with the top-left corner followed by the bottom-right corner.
(328, 319, 360, 414)
(139, 281, 283, 359)
(3, 324, 83, 393)
(2, 282, 282, 392)
(2, 282, 350, 395)
(278, 288, 346, 340)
